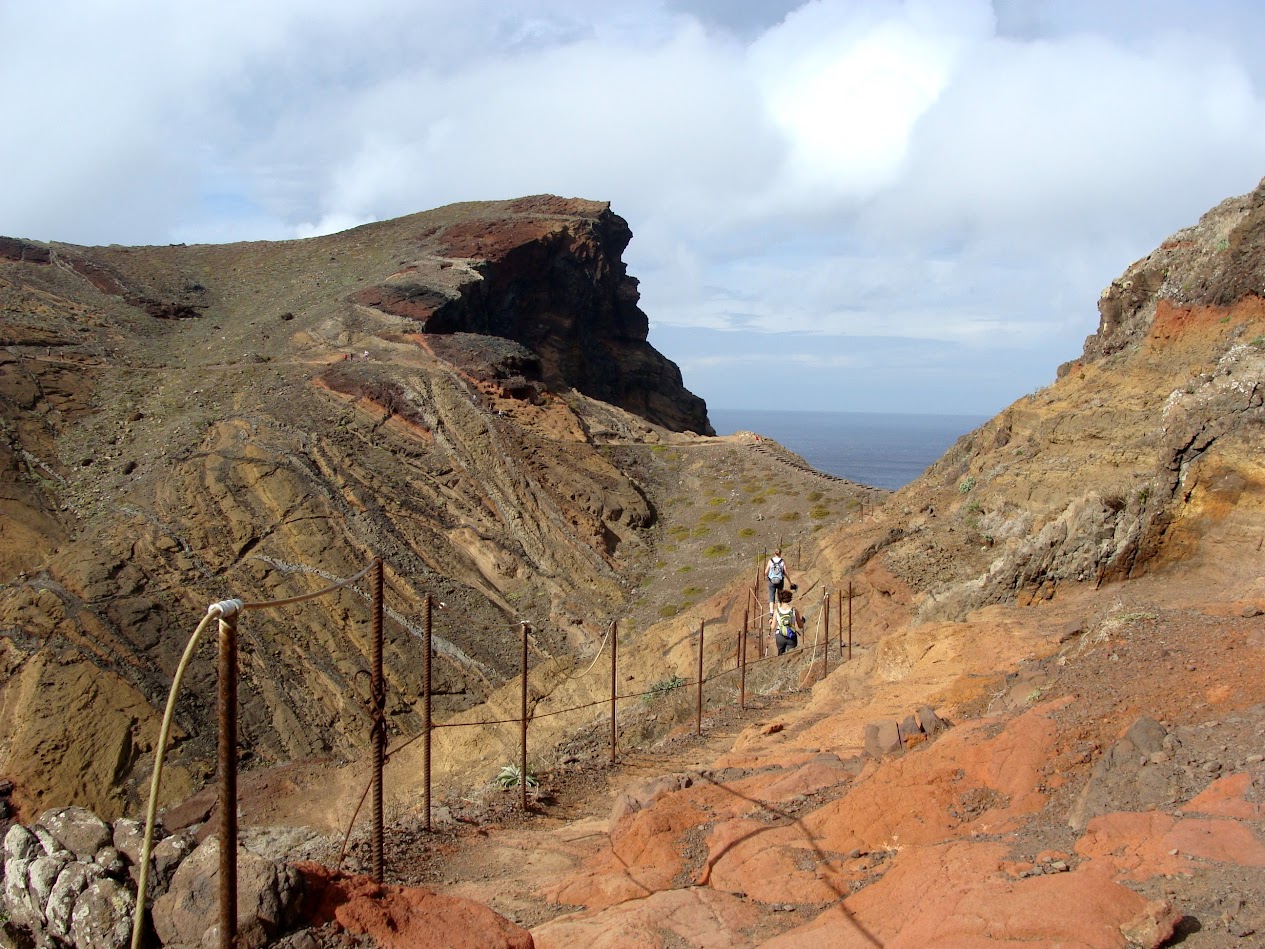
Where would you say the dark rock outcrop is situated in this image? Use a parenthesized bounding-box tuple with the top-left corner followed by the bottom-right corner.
(354, 196, 712, 434)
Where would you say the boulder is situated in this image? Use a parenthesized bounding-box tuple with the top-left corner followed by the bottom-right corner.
(609, 772, 694, 828)
(152, 836, 303, 949)
(112, 816, 148, 868)
(916, 705, 948, 736)
(1068, 716, 1182, 830)
(28, 851, 72, 923)
(38, 806, 112, 860)
(3, 856, 37, 930)
(70, 877, 136, 949)
(45, 860, 106, 940)
(864, 720, 902, 759)
(3, 824, 40, 863)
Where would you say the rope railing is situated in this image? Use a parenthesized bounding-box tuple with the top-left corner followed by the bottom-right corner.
(131, 555, 864, 949)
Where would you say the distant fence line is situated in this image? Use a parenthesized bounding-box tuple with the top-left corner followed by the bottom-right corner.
(141, 558, 864, 949)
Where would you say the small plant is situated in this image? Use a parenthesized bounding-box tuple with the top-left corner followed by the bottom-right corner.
(958, 477, 976, 494)
(668, 525, 690, 539)
(494, 764, 538, 790)
(691, 526, 711, 537)
(965, 499, 981, 513)
(738, 527, 756, 538)
(703, 543, 730, 558)
(658, 603, 681, 618)
(807, 491, 823, 502)
(809, 507, 829, 520)
(779, 511, 801, 521)
(651, 445, 668, 454)
(646, 674, 686, 701)
(707, 497, 725, 506)
(1250, 335, 1265, 349)
(676, 564, 693, 573)
(682, 585, 703, 597)
(1216, 237, 1230, 251)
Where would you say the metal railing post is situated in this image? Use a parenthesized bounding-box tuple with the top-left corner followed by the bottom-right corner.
(695, 620, 704, 737)
(610, 620, 618, 765)
(520, 621, 530, 812)
(217, 614, 239, 949)
(423, 594, 433, 832)
(848, 581, 853, 661)
(371, 559, 384, 883)
(823, 592, 830, 678)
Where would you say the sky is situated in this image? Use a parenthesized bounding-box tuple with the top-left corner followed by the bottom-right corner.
(3, 1, 1265, 419)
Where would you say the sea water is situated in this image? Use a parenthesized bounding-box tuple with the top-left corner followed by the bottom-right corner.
(709, 408, 989, 491)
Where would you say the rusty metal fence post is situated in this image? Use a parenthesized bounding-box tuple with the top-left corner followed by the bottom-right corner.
(739, 607, 747, 710)
(520, 621, 530, 812)
(423, 594, 433, 832)
(610, 620, 618, 765)
(823, 592, 830, 678)
(217, 612, 239, 949)
(370, 559, 385, 883)
(695, 620, 704, 737)
(848, 581, 853, 661)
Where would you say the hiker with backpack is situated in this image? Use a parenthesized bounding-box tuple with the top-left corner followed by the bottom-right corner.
(766, 548, 794, 616)
(771, 588, 803, 655)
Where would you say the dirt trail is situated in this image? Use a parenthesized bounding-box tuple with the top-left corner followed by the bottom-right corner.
(329, 690, 806, 931)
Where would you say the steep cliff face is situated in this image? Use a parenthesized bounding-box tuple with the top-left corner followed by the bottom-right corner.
(350, 196, 712, 435)
(0, 197, 729, 817)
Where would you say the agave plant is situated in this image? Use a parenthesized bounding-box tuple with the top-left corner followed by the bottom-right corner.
(494, 763, 539, 790)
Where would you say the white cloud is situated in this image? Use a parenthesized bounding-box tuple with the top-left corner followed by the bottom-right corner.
(1, 0, 1263, 415)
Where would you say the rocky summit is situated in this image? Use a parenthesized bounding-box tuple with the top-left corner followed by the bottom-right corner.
(2, 181, 1265, 948)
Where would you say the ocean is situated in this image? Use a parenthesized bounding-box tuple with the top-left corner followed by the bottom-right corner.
(709, 408, 989, 491)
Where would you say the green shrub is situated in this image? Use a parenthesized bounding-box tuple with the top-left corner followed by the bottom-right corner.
(958, 477, 976, 493)
(645, 674, 686, 702)
(809, 507, 829, 520)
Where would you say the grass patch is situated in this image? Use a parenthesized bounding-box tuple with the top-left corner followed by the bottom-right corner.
(779, 511, 801, 521)
(738, 527, 757, 538)
(682, 585, 703, 597)
(668, 525, 690, 539)
(658, 603, 681, 617)
(692, 526, 711, 537)
(809, 507, 829, 520)
(676, 564, 694, 573)
(699, 511, 732, 524)
(703, 544, 731, 558)
(707, 497, 726, 506)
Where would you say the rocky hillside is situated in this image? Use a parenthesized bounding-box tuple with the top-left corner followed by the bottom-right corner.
(3, 179, 1265, 948)
(0, 196, 857, 823)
